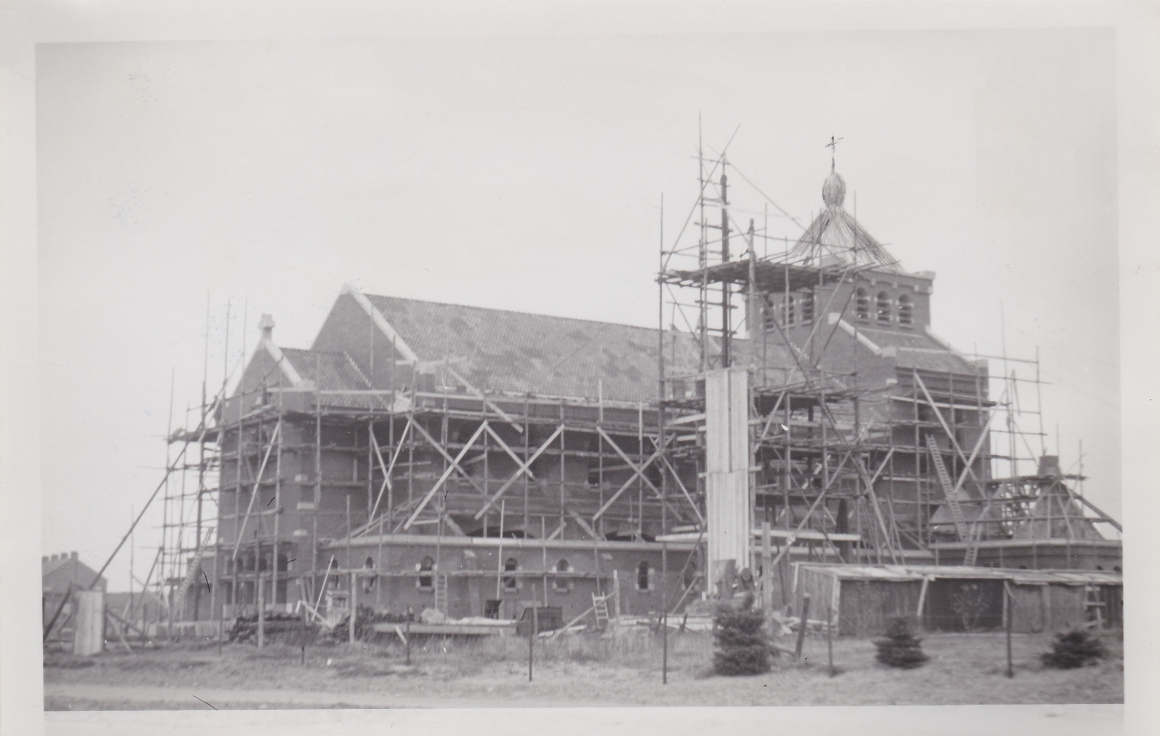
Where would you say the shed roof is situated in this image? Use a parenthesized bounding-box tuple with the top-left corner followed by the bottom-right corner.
(795, 563, 1122, 586)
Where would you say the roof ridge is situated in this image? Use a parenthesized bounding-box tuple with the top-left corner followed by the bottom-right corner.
(281, 347, 350, 358)
(363, 293, 670, 334)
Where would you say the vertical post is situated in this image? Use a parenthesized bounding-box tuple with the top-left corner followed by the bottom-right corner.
(827, 600, 835, 677)
(314, 388, 322, 592)
(405, 614, 412, 665)
(662, 539, 668, 685)
(794, 593, 811, 662)
(762, 520, 773, 612)
(349, 570, 358, 645)
(528, 589, 537, 682)
(217, 575, 224, 655)
(613, 570, 621, 619)
(1005, 581, 1014, 678)
(273, 416, 283, 613)
(256, 552, 265, 650)
(301, 602, 308, 665)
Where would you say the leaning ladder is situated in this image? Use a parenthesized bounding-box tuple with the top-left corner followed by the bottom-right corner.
(926, 435, 978, 564)
(592, 593, 611, 630)
(434, 573, 448, 614)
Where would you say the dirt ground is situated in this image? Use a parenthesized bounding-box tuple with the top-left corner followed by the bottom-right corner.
(43, 627, 1123, 710)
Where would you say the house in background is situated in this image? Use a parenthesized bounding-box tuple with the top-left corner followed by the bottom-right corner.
(42, 551, 106, 638)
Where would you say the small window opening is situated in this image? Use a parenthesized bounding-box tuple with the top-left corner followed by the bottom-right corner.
(418, 555, 434, 591)
(637, 561, 652, 591)
(876, 291, 892, 323)
(763, 294, 779, 331)
(786, 294, 796, 326)
(554, 559, 571, 593)
(855, 288, 870, 321)
(587, 463, 602, 487)
(503, 557, 519, 592)
(363, 556, 376, 592)
(898, 293, 913, 326)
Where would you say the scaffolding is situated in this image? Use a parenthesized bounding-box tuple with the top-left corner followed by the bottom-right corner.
(94, 140, 1121, 632)
(656, 143, 1121, 605)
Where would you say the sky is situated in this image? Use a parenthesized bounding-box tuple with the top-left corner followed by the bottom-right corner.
(36, 29, 1120, 592)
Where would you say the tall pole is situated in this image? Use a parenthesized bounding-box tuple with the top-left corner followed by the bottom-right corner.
(528, 585, 537, 682)
(659, 191, 670, 685)
(662, 540, 668, 685)
(720, 170, 731, 367)
(256, 541, 265, 649)
(349, 570, 358, 645)
(1005, 581, 1014, 678)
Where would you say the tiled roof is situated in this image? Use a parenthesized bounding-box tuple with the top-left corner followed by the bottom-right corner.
(281, 348, 372, 392)
(856, 327, 979, 374)
(361, 294, 703, 402)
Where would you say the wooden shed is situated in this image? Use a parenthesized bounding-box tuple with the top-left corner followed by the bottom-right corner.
(793, 564, 1122, 637)
(1006, 569, 1123, 632)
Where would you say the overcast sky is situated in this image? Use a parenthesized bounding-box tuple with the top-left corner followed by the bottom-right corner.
(37, 29, 1120, 591)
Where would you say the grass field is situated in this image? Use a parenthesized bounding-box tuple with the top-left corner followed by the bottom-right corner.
(43, 626, 1123, 710)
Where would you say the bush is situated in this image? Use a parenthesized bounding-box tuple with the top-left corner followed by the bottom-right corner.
(1041, 628, 1106, 669)
(713, 595, 771, 676)
(873, 617, 928, 670)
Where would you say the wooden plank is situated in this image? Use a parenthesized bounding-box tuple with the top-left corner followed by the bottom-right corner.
(370, 622, 516, 636)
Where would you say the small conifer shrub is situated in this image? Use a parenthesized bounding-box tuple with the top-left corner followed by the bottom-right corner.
(1040, 628, 1106, 669)
(873, 616, 928, 670)
(713, 595, 771, 676)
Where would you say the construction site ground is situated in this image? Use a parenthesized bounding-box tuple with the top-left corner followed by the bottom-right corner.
(43, 627, 1122, 709)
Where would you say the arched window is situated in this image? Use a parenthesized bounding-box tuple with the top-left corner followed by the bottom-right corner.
(417, 555, 434, 591)
(855, 288, 870, 321)
(554, 559, 571, 593)
(786, 294, 796, 326)
(682, 563, 697, 590)
(799, 291, 814, 324)
(363, 556, 376, 592)
(503, 557, 519, 592)
(637, 561, 652, 591)
(898, 293, 913, 326)
(876, 291, 892, 323)
(763, 294, 779, 331)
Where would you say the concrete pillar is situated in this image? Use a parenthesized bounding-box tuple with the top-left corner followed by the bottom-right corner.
(73, 590, 105, 656)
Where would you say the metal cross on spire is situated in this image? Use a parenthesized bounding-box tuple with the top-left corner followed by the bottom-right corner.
(826, 135, 843, 170)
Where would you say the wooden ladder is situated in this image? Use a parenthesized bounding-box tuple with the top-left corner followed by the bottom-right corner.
(592, 593, 611, 630)
(434, 573, 448, 614)
(927, 435, 977, 564)
(963, 516, 984, 567)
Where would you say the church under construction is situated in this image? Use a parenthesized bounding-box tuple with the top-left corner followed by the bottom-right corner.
(147, 152, 1121, 635)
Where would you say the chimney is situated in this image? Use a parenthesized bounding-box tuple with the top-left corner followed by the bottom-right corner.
(259, 314, 275, 341)
(71, 551, 78, 560)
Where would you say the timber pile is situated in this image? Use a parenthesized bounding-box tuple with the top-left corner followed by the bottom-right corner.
(325, 605, 413, 642)
(227, 613, 314, 644)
